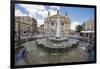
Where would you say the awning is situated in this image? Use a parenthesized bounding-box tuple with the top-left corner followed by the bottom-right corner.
(81, 31, 94, 33)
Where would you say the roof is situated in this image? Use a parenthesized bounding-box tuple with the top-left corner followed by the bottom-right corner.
(44, 14, 71, 23)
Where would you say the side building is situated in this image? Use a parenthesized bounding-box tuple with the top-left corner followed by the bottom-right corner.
(81, 20, 95, 39)
(38, 24, 44, 34)
(82, 20, 94, 31)
(15, 16, 37, 40)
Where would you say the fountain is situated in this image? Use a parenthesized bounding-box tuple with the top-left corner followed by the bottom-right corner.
(48, 13, 68, 40)
(36, 11, 79, 52)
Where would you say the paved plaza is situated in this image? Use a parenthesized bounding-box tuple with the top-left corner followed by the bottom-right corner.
(15, 38, 95, 66)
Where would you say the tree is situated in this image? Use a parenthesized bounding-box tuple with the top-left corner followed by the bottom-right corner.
(76, 25, 82, 35)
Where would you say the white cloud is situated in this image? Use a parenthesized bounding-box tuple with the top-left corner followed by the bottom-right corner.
(49, 6, 60, 16)
(15, 9, 27, 16)
(18, 4, 48, 27)
(50, 6, 60, 10)
(37, 19, 44, 27)
(71, 21, 80, 30)
(38, 10, 48, 18)
(49, 10, 57, 16)
(18, 4, 47, 18)
(16, 4, 61, 26)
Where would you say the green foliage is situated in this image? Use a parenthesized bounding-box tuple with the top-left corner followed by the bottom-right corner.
(76, 25, 82, 33)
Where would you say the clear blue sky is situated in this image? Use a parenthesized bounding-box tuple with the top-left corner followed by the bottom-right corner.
(15, 4, 95, 25)
(60, 6, 94, 24)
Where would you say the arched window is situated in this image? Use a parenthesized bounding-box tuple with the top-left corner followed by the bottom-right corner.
(61, 23, 64, 30)
(51, 22, 54, 25)
(61, 23, 64, 25)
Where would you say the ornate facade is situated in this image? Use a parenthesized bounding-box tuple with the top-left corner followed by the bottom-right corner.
(44, 12, 71, 37)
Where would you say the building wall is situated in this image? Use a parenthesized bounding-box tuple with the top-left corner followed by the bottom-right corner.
(44, 14, 71, 37)
(82, 20, 94, 31)
(38, 24, 44, 34)
(81, 20, 95, 39)
(15, 16, 37, 40)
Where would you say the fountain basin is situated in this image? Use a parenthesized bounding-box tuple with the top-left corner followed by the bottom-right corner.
(36, 38, 79, 50)
(47, 37, 68, 42)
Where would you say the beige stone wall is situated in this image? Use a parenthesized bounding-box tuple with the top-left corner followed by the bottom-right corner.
(44, 14, 71, 37)
(15, 16, 37, 33)
(82, 20, 94, 31)
(38, 25, 44, 34)
(15, 16, 37, 41)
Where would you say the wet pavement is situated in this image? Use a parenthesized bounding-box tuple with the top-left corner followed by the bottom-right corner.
(15, 47, 28, 66)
